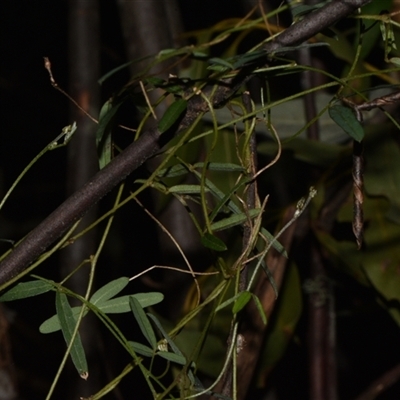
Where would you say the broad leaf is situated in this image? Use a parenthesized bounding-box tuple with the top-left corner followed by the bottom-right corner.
(232, 291, 252, 314)
(215, 292, 244, 312)
(329, 104, 364, 142)
(201, 233, 227, 251)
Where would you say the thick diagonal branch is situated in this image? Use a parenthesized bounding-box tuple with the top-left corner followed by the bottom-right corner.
(0, 0, 372, 286)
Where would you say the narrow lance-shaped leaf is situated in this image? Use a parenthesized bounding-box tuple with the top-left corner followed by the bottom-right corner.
(169, 184, 210, 194)
(98, 292, 164, 313)
(191, 169, 245, 218)
(251, 294, 267, 325)
(129, 296, 157, 349)
(158, 99, 187, 133)
(56, 292, 88, 378)
(208, 57, 234, 71)
(210, 208, 261, 232)
(40, 292, 164, 334)
(90, 277, 129, 305)
(156, 162, 244, 179)
(261, 260, 279, 299)
(157, 351, 186, 365)
(260, 227, 288, 258)
(96, 100, 122, 169)
(128, 341, 154, 357)
(0, 280, 53, 302)
(147, 313, 186, 359)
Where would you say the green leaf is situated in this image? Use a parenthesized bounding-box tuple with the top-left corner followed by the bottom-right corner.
(157, 351, 186, 365)
(215, 293, 243, 312)
(261, 260, 279, 299)
(96, 100, 121, 169)
(232, 50, 267, 69)
(210, 208, 261, 232)
(0, 280, 53, 301)
(145, 77, 166, 87)
(329, 104, 364, 142)
(40, 306, 86, 334)
(389, 57, 400, 66)
(98, 60, 133, 85)
(130, 296, 157, 349)
(158, 48, 181, 57)
(232, 291, 252, 314)
(208, 57, 234, 70)
(201, 233, 227, 252)
(157, 163, 189, 178)
(169, 184, 209, 194)
(201, 162, 244, 172)
(251, 294, 267, 325)
(207, 64, 230, 72)
(260, 227, 288, 258)
(128, 341, 154, 357)
(291, 3, 325, 18)
(156, 162, 244, 179)
(147, 313, 184, 356)
(196, 173, 243, 217)
(158, 99, 187, 133)
(40, 292, 164, 333)
(98, 292, 164, 314)
(56, 292, 88, 378)
(90, 277, 129, 305)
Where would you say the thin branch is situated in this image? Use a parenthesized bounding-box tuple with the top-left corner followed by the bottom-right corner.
(354, 363, 400, 400)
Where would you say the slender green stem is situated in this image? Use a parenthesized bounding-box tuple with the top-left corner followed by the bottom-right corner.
(0, 123, 76, 211)
(185, 322, 239, 399)
(45, 180, 123, 399)
(200, 91, 219, 233)
(246, 187, 317, 292)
